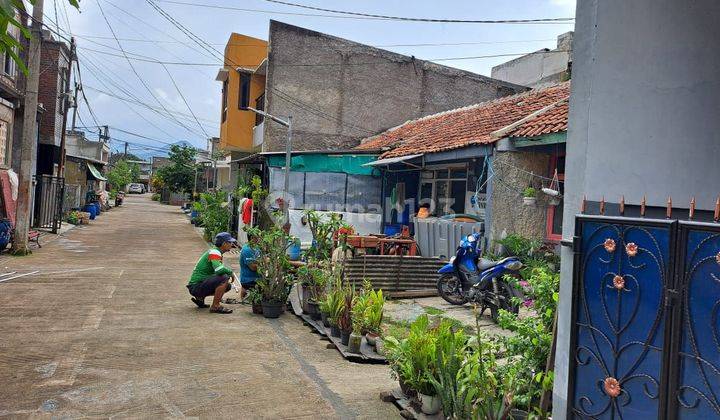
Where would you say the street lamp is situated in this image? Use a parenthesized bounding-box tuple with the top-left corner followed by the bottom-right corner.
(242, 106, 292, 225)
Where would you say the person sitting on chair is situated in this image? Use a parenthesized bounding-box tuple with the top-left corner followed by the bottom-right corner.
(186, 232, 237, 314)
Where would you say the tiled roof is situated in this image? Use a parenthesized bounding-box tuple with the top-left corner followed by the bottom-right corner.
(356, 81, 570, 158)
(507, 100, 569, 138)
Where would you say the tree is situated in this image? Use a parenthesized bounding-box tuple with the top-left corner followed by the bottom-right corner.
(1, 1, 80, 74)
(109, 152, 141, 166)
(106, 160, 136, 192)
(156, 144, 196, 194)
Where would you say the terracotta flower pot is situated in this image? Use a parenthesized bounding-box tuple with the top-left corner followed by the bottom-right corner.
(365, 332, 379, 347)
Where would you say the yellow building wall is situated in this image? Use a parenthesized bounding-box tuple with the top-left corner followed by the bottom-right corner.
(219, 33, 268, 152)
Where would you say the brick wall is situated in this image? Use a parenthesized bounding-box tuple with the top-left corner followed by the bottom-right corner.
(38, 40, 70, 147)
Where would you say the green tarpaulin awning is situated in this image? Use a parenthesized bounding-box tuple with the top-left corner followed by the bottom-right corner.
(267, 153, 378, 176)
(87, 163, 107, 181)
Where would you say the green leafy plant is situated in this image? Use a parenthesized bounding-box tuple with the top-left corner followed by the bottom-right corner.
(497, 266, 559, 408)
(247, 226, 291, 303)
(151, 193, 160, 201)
(296, 260, 329, 303)
(523, 187, 537, 198)
(246, 286, 263, 306)
(384, 315, 438, 396)
(337, 286, 354, 333)
(198, 191, 231, 241)
(303, 210, 344, 261)
(155, 145, 197, 194)
(65, 210, 81, 225)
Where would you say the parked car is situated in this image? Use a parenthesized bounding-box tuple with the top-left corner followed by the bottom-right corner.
(128, 183, 145, 194)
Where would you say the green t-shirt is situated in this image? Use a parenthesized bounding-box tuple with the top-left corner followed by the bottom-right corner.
(188, 247, 233, 285)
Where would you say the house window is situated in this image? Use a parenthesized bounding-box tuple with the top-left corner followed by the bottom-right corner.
(255, 92, 265, 126)
(221, 80, 228, 122)
(546, 155, 565, 242)
(419, 165, 468, 216)
(239, 72, 251, 110)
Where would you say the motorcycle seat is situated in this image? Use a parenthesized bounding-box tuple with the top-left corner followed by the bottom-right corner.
(477, 257, 514, 271)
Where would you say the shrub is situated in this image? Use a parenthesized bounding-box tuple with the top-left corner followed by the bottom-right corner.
(247, 226, 291, 303)
(151, 193, 160, 201)
(197, 191, 231, 241)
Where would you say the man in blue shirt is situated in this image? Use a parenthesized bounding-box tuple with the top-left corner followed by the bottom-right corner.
(239, 233, 260, 299)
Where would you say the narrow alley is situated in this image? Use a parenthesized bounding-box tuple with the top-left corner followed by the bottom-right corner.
(0, 195, 398, 418)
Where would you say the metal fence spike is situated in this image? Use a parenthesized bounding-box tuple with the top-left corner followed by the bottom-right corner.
(641, 195, 647, 217)
(600, 196, 606, 215)
(689, 197, 696, 220)
(666, 196, 672, 219)
(619, 196, 625, 216)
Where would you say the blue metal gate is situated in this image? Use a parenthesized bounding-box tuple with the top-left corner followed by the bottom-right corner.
(569, 216, 720, 418)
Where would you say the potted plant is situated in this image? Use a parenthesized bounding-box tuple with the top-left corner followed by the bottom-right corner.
(364, 288, 385, 347)
(522, 187, 537, 206)
(247, 287, 263, 315)
(248, 226, 292, 319)
(337, 288, 354, 346)
(348, 314, 363, 353)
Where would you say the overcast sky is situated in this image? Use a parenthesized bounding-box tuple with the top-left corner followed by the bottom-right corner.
(52, 0, 576, 156)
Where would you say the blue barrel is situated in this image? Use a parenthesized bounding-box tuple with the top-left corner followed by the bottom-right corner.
(287, 240, 301, 261)
(83, 204, 96, 220)
(0, 219, 11, 249)
(384, 224, 401, 236)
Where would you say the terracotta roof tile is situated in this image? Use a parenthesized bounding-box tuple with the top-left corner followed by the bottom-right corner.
(356, 82, 570, 158)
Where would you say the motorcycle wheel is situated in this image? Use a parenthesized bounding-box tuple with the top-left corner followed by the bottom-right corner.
(489, 274, 524, 323)
(437, 273, 466, 305)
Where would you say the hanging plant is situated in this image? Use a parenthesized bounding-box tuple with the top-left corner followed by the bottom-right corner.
(522, 187, 537, 206)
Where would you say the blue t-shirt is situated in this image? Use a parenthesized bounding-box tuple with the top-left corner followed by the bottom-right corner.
(239, 244, 260, 284)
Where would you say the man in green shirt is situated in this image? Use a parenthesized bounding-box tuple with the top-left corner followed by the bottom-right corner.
(187, 232, 237, 314)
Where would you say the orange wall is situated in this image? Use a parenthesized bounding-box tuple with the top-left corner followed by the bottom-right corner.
(219, 33, 268, 152)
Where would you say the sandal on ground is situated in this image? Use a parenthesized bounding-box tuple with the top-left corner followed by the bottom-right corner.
(191, 297, 209, 308)
(222, 298, 243, 305)
(209, 306, 233, 314)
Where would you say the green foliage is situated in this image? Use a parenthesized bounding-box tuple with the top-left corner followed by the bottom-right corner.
(156, 145, 197, 194)
(106, 160, 137, 191)
(246, 286, 263, 305)
(65, 210, 81, 225)
(523, 187, 537, 198)
(303, 210, 344, 261)
(322, 275, 345, 326)
(247, 226, 291, 303)
(151, 193, 160, 201)
(0, 1, 79, 75)
(197, 191, 231, 241)
(384, 315, 440, 396)
(497, 266, 559, 408)
(351, 281, 385, 335)
(296, 260, 330, 302)
(337, 286, 354, 333)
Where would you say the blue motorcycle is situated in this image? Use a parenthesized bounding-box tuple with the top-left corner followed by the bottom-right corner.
(437, 232, 524, 322)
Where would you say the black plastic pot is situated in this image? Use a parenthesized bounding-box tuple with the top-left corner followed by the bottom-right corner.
(261, 301, 284, 318)
(308, 302, 321, 320)
(251, 304, 263, 315)
(330, 325, 341, 337)
(321, 312, 331, 328)
(340, 330, 351, 346)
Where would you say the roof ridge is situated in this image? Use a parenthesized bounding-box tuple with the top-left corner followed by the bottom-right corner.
(359, 81, 570, 145)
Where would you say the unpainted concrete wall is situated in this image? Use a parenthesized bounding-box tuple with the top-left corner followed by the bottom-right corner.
(263, 21, 523, 152)
(489, 151, 550, 243)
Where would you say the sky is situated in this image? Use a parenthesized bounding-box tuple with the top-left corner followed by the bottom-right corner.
(50, 0, 576, 157)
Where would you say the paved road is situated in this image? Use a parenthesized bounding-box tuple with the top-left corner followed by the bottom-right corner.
(0, 195, 398, 419)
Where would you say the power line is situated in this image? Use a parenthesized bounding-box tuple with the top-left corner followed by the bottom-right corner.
(262, 0, 574, 24)
(95, 0, 205, 140)
(71, 33, 557, 48)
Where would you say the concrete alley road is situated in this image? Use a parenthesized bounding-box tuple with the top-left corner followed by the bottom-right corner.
(0, 195, 398, 419)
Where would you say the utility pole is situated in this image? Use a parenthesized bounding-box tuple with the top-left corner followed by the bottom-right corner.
(124, 141, 128, 158)
(13, 0, 45, 255)
(70, 81, 78, 130)
(58, 37, 76, 177)
(241, 107, 292, 224)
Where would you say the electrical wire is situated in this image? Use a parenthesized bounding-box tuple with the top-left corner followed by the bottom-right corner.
(262, 0, 574, 24)
(95, 0, 205, 140)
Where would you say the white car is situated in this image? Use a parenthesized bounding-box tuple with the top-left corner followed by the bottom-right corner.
(128, 183, 145, 194)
